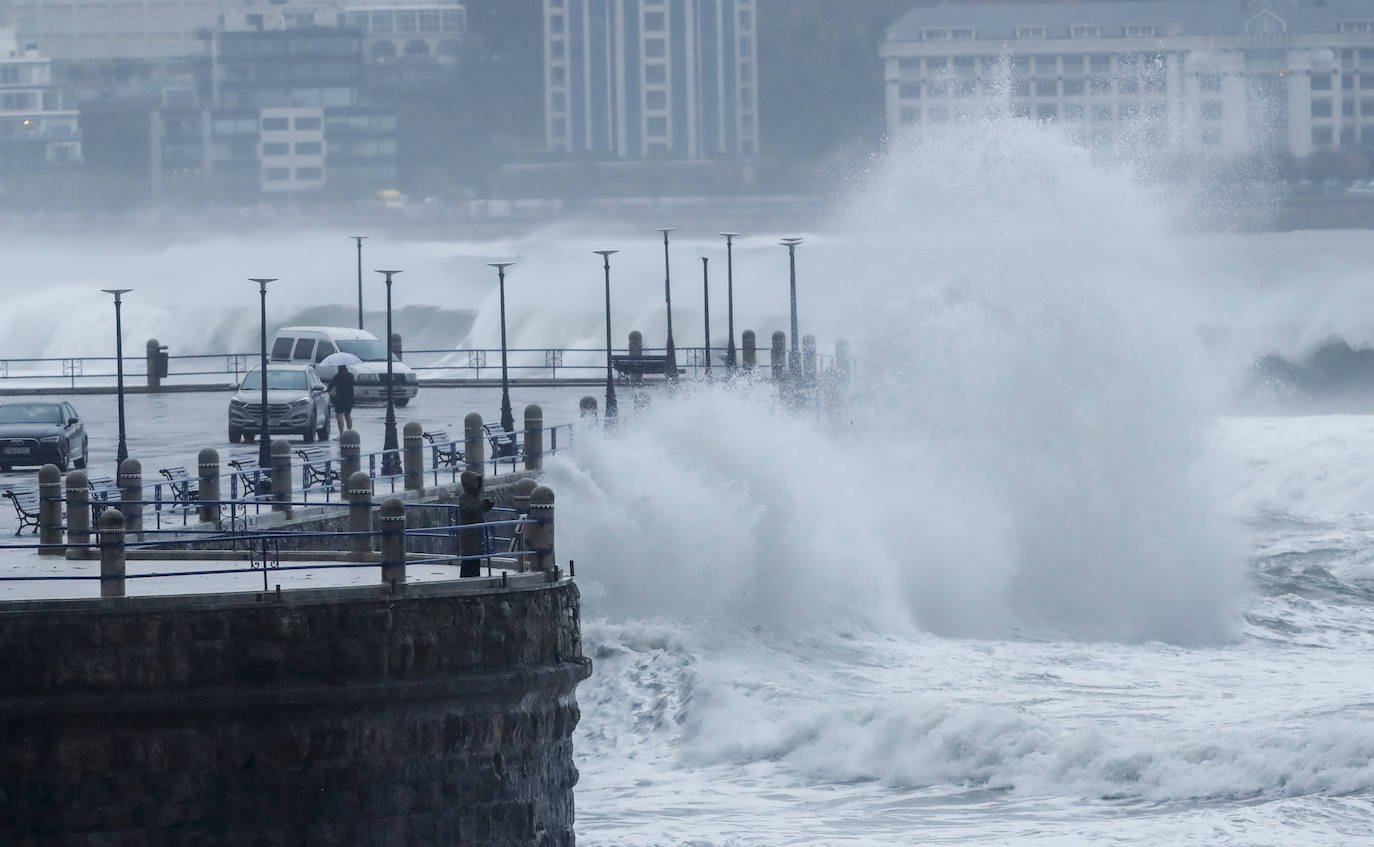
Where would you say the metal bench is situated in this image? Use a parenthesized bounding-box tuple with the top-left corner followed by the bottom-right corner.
(158, 466, 198, 505)
(294, 446, 340, 488)
(87, 476, 119, 521)
(482, 424, 520, 459)
(611, 354, 683, 380)
(3, 487, 40, 535)
(422, 429, 463, 467)
(227, 453, 269, 497)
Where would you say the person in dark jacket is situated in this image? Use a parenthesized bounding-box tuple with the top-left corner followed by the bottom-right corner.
(458, 471, 494, 577)
(327, 364, 355, 435)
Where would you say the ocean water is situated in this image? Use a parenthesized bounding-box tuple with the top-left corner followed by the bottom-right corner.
(5, 117, 1374, 844)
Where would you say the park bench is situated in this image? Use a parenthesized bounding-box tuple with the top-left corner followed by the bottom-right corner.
(227, 453, 270, 497)
(422, 429, 463, 468)
(294, 446, 340, 488)
(158, 466, 198, 505)
(3, 487, 40, 535)
(482, 424, 521, 459)
(87, 476, 119, 520)
(611, 354, 683, 380)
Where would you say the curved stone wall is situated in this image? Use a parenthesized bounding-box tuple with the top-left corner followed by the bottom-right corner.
(0, 576, 591, 845)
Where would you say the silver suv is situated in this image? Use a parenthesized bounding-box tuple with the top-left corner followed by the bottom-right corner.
(228, 365, 331, 443)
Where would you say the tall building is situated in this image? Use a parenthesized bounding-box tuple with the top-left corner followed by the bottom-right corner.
(0, 0, 227, 61)
(881, 0, 1374, 158)
(542, 0, 759, 160)
(0, 27, 80, 188)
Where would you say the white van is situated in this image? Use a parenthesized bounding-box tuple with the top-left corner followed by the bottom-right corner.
(269, 326, 419, 406)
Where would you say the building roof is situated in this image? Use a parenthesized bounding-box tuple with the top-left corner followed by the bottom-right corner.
(886, 0, 1374, 42)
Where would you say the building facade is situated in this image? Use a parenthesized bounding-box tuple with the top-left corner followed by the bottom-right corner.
(881, 0, 1374, 158)
(0, 27, 80, 187)
(542, 0, 759, 160)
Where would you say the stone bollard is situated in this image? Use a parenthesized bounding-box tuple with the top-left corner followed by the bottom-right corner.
(340, 429, 361, 483)
(403, 422, 424, 493)
(118, 458, 143, 542)
(579, 396, 598, 419)
(742, 330, 757, 371)
(802, 334, 817, 384)
(38, 464, 63, 556)
(146, 338, 165, 391)
(348, 471, 373, 562)
(99, 507, 126, 598)
(524, 404, 543, 472)
(628, 330, 644, 384)
(512, 477, 538, 572)
(464, 412, 485, 474)
(390, 332, 403, 361)
(528, 485, 555, 573)
(835, 338, 851, 381)
(198, 448, 220, 524)
(379, 496, 406, 585)
(270, 439, 291, 513)
(65, 470, 90, 560)
(771, 331, 786, 382)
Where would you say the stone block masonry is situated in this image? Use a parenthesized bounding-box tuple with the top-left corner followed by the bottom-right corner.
(0, 577, 591, 845)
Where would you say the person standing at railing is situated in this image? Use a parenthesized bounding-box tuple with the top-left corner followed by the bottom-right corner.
(327, 364, 355, 437)
(458, 471, 494, 578)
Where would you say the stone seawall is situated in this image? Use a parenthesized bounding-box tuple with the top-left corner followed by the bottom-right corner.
(0, 576, 591, 845)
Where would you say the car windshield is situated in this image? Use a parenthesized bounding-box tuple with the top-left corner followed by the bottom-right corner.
(0, 404, 63, 424)
(240, 370, 309, 391)
(336, 339, 389, 362)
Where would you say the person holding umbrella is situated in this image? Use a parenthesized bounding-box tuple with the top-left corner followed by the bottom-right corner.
(318, 350, 362, 435)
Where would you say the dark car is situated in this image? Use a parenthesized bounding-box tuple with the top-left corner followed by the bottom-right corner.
(0, 402, 88, 472)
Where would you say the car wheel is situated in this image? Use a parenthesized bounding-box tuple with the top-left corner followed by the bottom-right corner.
(0, 463, 10, 473)
(55, 449, 69, 473)
(229, 427, 242, 444)
(244, 432, 256, 443)
(302, 412, 316, 443)
(73, 439, 87, 469)
(318, 415, 330, 441)
(396, 397, 410, 407)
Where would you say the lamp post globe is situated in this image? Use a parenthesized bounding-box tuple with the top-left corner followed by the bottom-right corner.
(244, 279, 278, 469)
(720, 233, 740, 372)
(594, 250, 619, 420)
(780, 238, 804, 381)
(657, 227, 678, 381)
(374, 270, 403, 476)
(100, 288, 133, 477)
(488, 262, 517, 435)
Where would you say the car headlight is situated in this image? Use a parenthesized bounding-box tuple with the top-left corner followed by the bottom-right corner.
(404, 373, 418, 384)
(230, 398, 247, 408)
(39, 436, 61, 445)
(355, 373, 380, 384)
(290, 398, 311, 408)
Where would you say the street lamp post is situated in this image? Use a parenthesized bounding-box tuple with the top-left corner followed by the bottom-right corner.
(247, 278, 277, 469)
(781, 237, 804, 382)
(375, 269, 403, 476)
(350, 236, 367, 330)
(700, 256, 711, 378)
(100, 288, 133, 476)
(657, 227, 678, 381)
(720, 232, 739, 372)
(594, 250, 619, 419)
(488, 262, 516, 436)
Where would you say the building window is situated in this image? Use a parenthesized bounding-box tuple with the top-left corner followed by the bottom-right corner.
(1202, 101, 1222, 120)
(1312, 98, 1333, 119)
(262, 117, 289, 131)
(739, 38, 752, 58)
(1363, 73, 1374, 88)
(1199, 73, 1222, 92)
(646, 116, 667, 136)
(1012, 80, 1030, 98)
(923, 29, 949, 41)
(551, 92, 566, 111)
(646, 63, 666, 84)
(1089, 76, 1111, 96)
(954, 80, 976, 97)
(296, 167, 323, 180)
(1339, 22, 1374, 33)
(262, 142, 289, 156)
(899, 83, 920, 99)
(927, 81, 948, 98)
(1124, 25, 1157, 37)
(1245, 10, 1286, 34)
(372, 11, 392, 33)
(1035, 80, 1057, 97)
(1089, 54, 1111, 74)
(296, 141, 322, 155)
(951, 28, 975, 40)
(1312, 125, 1333, 145)
(295, 116, 321, 130)
(264, 167, 290, 181)
(646, 90, 666, 109)
(644, 11, 664, 31)
(1146, 101, 1167, 120)
(1312, 74, 1333, 91)
(1363, 97, 1374, 114)
(1063, 79, 1085, 96)
(1070, 25, 1101, 38)
(551, 66, 565, 85)
(739, 9, 752, 29)
(551, 117, 566, 137)
(1345, 98, 1356, 117)
(548, 14, 564, 35)
(1091, 103, 1112, 120)
(1119, 78, 1139, 95)
(645, 38, 665, 59)
(927, 105, 949, 122)
(551, 40, 565, 60)
(1015, 26, 1046, 39)
(1037, 104, 1057, 120)
(1119, 102, 1138, 119)
(1065, 103, 1085, 120)
(900, 106, 919, 124)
